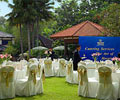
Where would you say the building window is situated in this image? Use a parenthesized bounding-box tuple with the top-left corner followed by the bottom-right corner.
(2, 40, 9, 45)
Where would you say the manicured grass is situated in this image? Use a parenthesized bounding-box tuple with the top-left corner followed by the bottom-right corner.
(10, 77, 96, 100)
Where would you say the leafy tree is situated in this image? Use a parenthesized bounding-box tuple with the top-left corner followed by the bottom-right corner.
(79, 0, 109, 23)
(99, 3, 120, 36)
(88, 0, 119, 23)
(55, 0, 81, 32)
(7, 0, 54, 58)
(4, 43, 18, 56)
(7, 0, 27, 59)
(33, 0, 54, 46)
(0, 16, 6, 25)
(91, 0, 120, 4)
(22, 0, 54, 57)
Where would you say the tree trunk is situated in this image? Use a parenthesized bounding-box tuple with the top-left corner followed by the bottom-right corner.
(36, 18, 39, 47)
(27, 23, 31, 58)
(31, 23, 35, 48)
(19, 24, 24, 59)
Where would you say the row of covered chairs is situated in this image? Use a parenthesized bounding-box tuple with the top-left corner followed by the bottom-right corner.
(44, 58, 67, 77)
(77, 65, 119, 100)
(0, 62, 43, 99)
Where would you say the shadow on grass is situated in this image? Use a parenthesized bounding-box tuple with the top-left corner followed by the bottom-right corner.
(7, 95, 35, 100)
(65, 81, 78, 86)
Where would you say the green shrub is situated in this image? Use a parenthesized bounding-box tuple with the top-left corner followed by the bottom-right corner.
(4, 44, 18, 56)
(30, 49, 45, 58)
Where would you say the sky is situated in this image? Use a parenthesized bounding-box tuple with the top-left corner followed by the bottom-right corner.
(0, 0, 12, 17)
(0, 0, 59, 18)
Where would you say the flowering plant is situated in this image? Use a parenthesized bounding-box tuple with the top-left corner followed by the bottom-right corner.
(91, 52, 101, 62)
(111, 57, 118, 62)
(112, 57, 120, 68)
(0, 54, 12, 64)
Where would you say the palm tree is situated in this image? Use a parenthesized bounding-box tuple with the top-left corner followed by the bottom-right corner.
(20, 0, 37, 57)
(7, 0, 54, 58)
(6, 0, 24, 59)
(33, 0, 54, 46)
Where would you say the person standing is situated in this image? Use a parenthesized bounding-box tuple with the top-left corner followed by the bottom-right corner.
(49, 48, 55, 61)
(73, 45, 82, 71)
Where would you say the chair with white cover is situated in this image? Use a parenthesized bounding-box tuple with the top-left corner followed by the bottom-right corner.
(97, 66, 119, 100)
(78, 64, 98, 98)
(78, 61, 86, 66)
(56, 59, 66, 77)
(29, 58, 39, 64)
(14, 62, 27, 80)
(105, 60, 114, 67)
(15, 64, 43, 96)
(84, 59, 93, 63)
(71, 61, 86, 84)
(0, 66, 15, 99)
(69, 61, 86, 85)
(78, 65, 89, 97)
(20, 59, 28, 69)
(3, 60, 13, 65)
(86, 62, 96, 78)
(44, 59, 54, 77)
(66, 61, 74, 83)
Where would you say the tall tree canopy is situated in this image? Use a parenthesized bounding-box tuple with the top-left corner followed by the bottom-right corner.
(100, 3, 120, 36)
(7, 0, 54, 58)
(55, 0, 81, 31)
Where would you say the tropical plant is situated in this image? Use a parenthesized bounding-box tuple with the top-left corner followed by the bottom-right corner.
(7, 0, 54, 58)
(0, 53, 12, 64)
(6, 0, 26, 59)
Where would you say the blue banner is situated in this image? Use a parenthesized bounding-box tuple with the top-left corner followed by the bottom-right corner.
(79, 36, 120, 61)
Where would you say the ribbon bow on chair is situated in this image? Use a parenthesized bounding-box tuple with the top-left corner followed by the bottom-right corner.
(2, 71, 14, 87)
(44, 60, 52, 69)
(29, 60, 34, 63)
(67, 63, 72, 75)
(60, 60, 66, 68)
(77, 68, 87, 85)
(99, 71, 111, 88)
(38, 64, 41, 76)
(42, 69, 45, 81)
(30, 69, 37, 85)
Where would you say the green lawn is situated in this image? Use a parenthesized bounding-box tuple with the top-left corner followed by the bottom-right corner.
(11, 77, 96, 100)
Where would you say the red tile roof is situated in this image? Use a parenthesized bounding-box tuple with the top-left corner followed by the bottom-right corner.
(50, 21, 104, 38)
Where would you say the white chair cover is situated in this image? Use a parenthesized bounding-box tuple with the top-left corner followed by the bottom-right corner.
(105, 60, 114, 67)
(71, 61, 86, 84)
(44, 59, 54, 77)
(85, 62, 96, 78)
(84, 59, 93, 63)
(15, 64, 43, 96)
(14, 61, 28, 80)
(20, 59, 28, 66)
(78, 64, 99, 98)
(29, 58, 39, 64)
(97, 66, 119, 100)
(72, 71, 79, 84)
(78, 65, 89, 97)
(14, 62, 23, 70)
(0, 66, 15, 99)
(78, 61, 86, 66)
(66, 61, 74, 83)
(56, 59, 66, 77)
